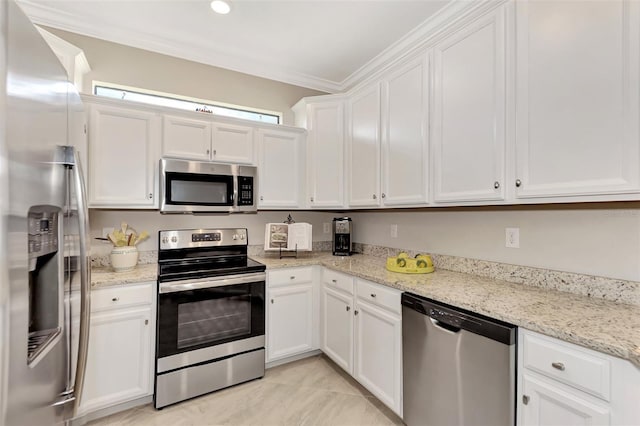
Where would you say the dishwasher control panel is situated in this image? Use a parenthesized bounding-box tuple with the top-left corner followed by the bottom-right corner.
(429, 308, 463, 328)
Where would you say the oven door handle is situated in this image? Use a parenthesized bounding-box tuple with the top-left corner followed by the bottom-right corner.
(159, 272, 266, 294)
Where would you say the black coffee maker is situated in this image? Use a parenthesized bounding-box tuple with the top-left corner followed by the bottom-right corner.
(332, 217, 352, 256)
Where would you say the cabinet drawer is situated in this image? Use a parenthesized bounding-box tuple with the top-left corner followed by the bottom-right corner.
(523, 331, 611, 401)
(323, 268, 354, 295)
(268, 267, 313, 287)
(92, 283, 154, 312)
(355, 279, 401, 315)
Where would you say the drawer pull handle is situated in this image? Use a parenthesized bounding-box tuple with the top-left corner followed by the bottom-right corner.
(371, 293, 376, 298)
(271, 299, 274, 304)
(290, 276, 295, 280)
(332, 279, 337, 283)
(112, 297, 119, 302)
(522, 395, 529, 405)
(346, 306, 350, 312)
(551, 362, 565, 371)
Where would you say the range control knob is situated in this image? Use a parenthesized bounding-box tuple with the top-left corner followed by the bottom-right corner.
(240, 233, 246, 240)
(233, 234, 238, 240)
(171, 236, 178, 243)
(162, 237, 169, 244)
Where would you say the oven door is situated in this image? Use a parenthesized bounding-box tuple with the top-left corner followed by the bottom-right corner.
(157, 272, 265, 371)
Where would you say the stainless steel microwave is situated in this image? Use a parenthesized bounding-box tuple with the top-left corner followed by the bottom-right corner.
(159, 158, 258, 213)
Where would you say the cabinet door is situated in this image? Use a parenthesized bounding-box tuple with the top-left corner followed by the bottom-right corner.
(88, 104, 159, 208)
(211, 121, 255, 164)
(521, 373, 611, 426)
(267, 283, 314, 362)
(515, 0, 640, 198)
(162, 114, 211, 161)
(382, 56, 429, 206)
(321, 285, 354, 374)
(308, 101, 345, 208)
(432, 6, 506, 203)
(79, 307, 152, 415)
(257, 128, 305, 208)
(348, 85, 381, 207)
(354, 300, 402, 416)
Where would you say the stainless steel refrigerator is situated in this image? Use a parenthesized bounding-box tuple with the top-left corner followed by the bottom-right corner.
(0, 1, 91, 424)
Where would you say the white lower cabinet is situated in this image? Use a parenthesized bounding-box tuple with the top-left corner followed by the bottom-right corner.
(78, 282, 155, 416)
(320, 270, 402, 416)
(266, 267, 318, 362)
(518, 329, 640, 426)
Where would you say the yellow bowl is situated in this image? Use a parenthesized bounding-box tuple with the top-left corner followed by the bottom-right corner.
(386, 253, 434, 274)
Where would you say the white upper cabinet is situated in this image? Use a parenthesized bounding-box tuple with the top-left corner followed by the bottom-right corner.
(162, 115, 211, 161)
(381, 56, 429, 206)
(301, 98, 346, 209)
(257, 128, 306, 208)
(163, 114, 255, 164)
(87, 102, 160, 208)
(432, 6, 507, 203)
(514, 0, 640, 199)
(348, 84, 382, 207)
(210, 121, 255, 164)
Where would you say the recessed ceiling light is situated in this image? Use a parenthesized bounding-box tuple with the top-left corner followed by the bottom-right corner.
(211, 0, 231, 14)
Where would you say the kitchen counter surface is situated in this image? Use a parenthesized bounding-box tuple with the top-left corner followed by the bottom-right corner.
(252, 253, 640, 368)
(91, 253, 640, 367)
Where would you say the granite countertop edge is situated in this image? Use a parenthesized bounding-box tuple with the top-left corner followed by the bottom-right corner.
(91, 253, 640, 368)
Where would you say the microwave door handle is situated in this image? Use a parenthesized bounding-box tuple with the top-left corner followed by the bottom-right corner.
(71, 147, 92, 414)
(233, 176, 238, 207)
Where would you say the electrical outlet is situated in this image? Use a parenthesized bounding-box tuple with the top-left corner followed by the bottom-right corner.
(323, 223, 331, 234)
(505, 228, 520, 248)
(102, 227, 114, 239)
(390, 224, 398, 238)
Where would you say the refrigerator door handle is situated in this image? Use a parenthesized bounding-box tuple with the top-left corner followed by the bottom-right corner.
(71, 147, 91, 414)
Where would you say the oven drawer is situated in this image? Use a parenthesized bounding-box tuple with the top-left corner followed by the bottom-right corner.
(268, 267, 313, 287)
(92, 282, 154, 312)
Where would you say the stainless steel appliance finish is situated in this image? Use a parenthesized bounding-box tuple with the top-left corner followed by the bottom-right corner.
(159, 158, 258, 213)
(332, 217, 352, 256)
(402, 293, 516, 426)
(155, 349, 265, 409)
(155, 228, 266, 409)
(1, 2, 91, 424)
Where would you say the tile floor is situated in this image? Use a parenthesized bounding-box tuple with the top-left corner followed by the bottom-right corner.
(88, 354, 404, 426)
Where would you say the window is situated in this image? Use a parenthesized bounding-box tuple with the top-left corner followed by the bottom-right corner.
(93, 83, 281, 124)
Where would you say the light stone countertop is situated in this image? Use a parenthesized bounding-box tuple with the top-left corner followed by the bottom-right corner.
(91, 253, 640, 368)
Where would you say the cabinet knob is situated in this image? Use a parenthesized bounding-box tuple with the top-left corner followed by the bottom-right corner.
(271, 299, 274, 304)
(310, 197, 314, 202)
(290, 276, 295, 280)
(354, 310, 359, 316)
(522, 395, 530, 405)
(111, 297, 119, 302)
(381, 193, 386, 199)
(372, 194, 377, 200)
(148, 193, 153, 199)
(494, 181, 500, 189)
(515, 179, 522, 187)
(370, 293, 376, 298)
(331, 279, 337, 283)
(346, 306, 351, 312)
(206, 149, 210, 155)
(551, 362, 565, 371)
(260, 196, 264, 201)
(144, 319, 149, 325)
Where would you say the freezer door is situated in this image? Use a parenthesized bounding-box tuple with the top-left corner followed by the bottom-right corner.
(4, 1, 75, 424)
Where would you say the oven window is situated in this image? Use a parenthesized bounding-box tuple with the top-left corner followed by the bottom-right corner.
(177, 295, 251, 349)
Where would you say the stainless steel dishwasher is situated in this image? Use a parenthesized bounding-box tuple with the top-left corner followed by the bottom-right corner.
(402, 293, 517, 426)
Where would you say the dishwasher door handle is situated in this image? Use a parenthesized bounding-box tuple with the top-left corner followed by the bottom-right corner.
(430, 317, 461, 333)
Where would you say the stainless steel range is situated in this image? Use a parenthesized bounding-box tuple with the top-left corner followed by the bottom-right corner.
(154, 228, 266, 409)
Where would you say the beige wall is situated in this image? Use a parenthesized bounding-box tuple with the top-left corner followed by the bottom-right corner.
(350, 203, 640, 282)
(43, 27, 326, 125)
(90, 210, 335, 257)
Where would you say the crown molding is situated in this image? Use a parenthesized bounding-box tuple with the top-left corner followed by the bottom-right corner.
(339, 0, 502, 92)
(17, 0, 343, 93)
(18, 0, 499, 95)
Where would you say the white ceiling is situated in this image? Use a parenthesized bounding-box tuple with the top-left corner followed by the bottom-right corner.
(17, 0, 452, 92)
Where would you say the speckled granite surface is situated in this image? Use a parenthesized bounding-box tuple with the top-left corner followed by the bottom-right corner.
(90, 250, 640, 367)
(91, 263, 157, 288)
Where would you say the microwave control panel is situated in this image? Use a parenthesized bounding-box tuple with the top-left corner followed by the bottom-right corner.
(237, 176, 254, 206)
